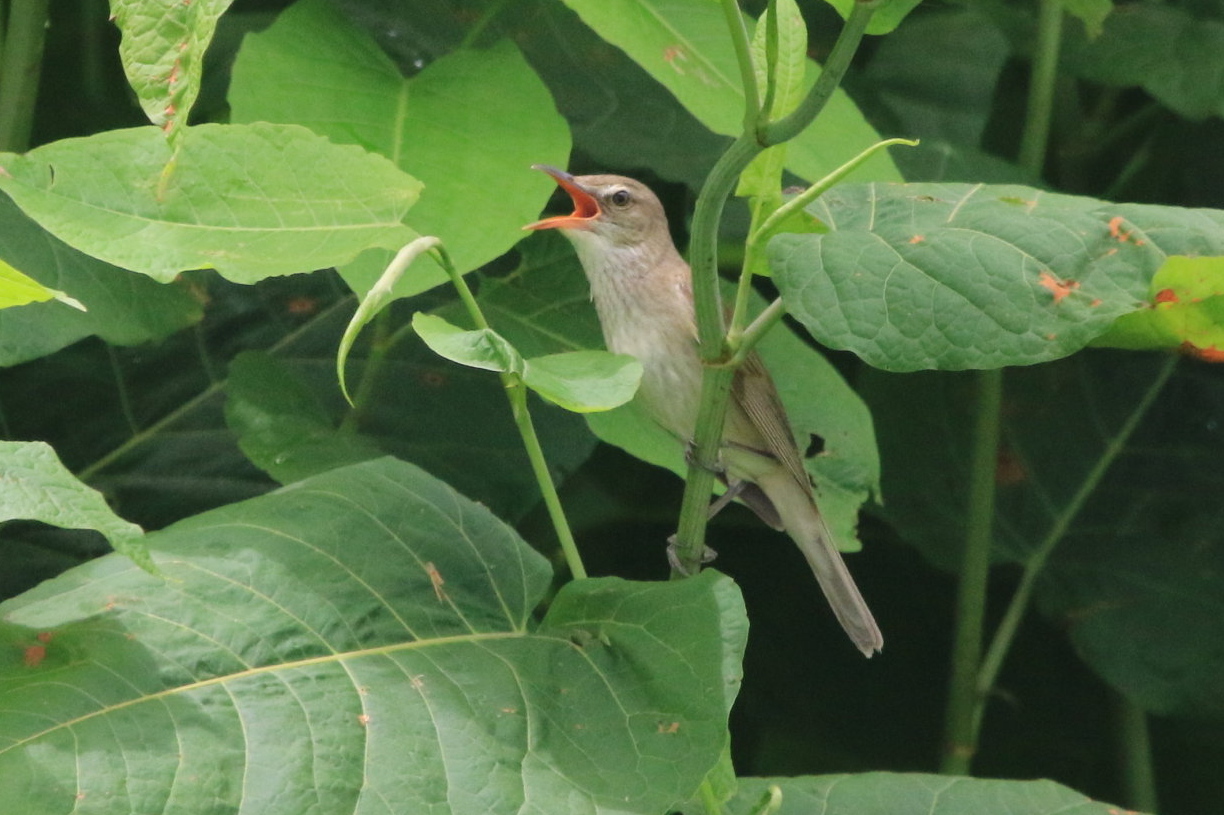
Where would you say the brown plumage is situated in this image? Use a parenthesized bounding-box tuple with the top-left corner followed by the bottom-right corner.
(526, 165, 882, 656)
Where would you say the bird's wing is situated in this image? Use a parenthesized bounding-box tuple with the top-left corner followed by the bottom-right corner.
(730, 351, 813, 495)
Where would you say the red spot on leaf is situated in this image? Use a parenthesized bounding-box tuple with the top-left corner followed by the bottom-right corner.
(1038, 271, 1079, 304)
(1181, 342, 1224, 362)
(23, 645, 46, 668)
(36, 632, 52, 644)
(909, 235, 925, 244)
(1154, 288, 1179, 304)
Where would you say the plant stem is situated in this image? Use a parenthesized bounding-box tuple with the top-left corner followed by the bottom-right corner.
(434, 247, 588, 581)
(0, 0, 49, 152)
(1018, 0, 1064, 174)
(759, 0, 879, 146)
(940, 367, 1004, 775)
(719, 0, 760, 131)
(1114, 689, 1159, 813)
(672, 0, 879, 575)
(972, 356, 1178, 729)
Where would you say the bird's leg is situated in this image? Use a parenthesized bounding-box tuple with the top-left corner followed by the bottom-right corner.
(682, 439, 747, 520)
(666, 533, 718, 575)
(666, 441, 738, 573)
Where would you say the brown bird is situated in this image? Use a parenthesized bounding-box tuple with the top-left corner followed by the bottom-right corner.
(525, 165, 882, 656)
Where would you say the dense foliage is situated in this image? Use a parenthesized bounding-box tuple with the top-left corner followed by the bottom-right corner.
(1, 1, 1222, 813)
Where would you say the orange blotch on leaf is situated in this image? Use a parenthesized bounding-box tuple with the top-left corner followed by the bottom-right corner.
(1038, 271, 1079, 304)
(1154, 288, 1179, 304)
(23, 645, 46, 668)
(1181, 342, 1224, 363)
(909, 234, 925, 244)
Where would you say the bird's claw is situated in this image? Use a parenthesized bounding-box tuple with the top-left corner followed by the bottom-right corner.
(666, 534, 718, 575)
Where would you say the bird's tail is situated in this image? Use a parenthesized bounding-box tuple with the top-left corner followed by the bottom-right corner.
(763, 472, 883, 657)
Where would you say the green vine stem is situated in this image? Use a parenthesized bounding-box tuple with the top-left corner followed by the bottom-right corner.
(942, 0, 1071, 773)
(672, 0, 880, 574)
(1114, 689, 1159, 813)
(0, 0, 49, 152)
(942, 354, 1177, 773)
(428, 246, 589, 582)
(940, 367, 1004, 774)
(1018, 0, 1064, 174)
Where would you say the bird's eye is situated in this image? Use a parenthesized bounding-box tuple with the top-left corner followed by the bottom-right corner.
(609, 189, 632, 207)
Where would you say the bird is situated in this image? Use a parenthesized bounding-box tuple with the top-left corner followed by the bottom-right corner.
(524, 164, 882, 657)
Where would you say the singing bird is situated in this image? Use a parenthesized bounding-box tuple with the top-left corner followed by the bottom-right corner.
(525, 165, 882, 656)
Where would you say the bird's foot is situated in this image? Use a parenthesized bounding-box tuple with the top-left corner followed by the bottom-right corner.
(666, 534, 718, 575)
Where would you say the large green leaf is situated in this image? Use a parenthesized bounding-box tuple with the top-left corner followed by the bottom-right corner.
(0, 441, 147, 569)
(0, 193, 201, 366)
(771, 183, 1224, 371)
(229, 0, 571, 298)
(0, 457, 746, 814)
(1064, 4, 1224, 120)
(0, 123, 420, 283)
(109, 0, 234, 139)
(557, 0, 902, 183)
(861, 352, 1224, 716)
(719, 773, 1142, 815)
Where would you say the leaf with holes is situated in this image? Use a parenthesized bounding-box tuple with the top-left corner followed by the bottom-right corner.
(109, 0, 234, 138)
(770, 183, 1224, 371)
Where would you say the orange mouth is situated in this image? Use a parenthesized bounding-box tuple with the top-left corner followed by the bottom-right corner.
(523, 164, 599, 230)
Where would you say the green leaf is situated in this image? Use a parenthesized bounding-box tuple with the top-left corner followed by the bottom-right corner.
(771, 183, 1224, 371)
(721, 773, 1143, 815)
(414, 312, 641, 413)
(522, 350, 643, 413)
(224, 351, 385, 485)
(0, 193, 202, 366)
(413, 312, 525, 375)
(0, 260, 82, 311)
(228, 0, 571, 298)
(1063, 0, 1113, 40)
(1096, 255, 1224, 357)
(820, 0, 926, 36)
(0, 440, 148, 570)
(861, 352, 1224, 716)
(109, 0, 235, 139)
(1065, 4, 1224, 119)
(0, 123, 421, 283)
(336, 235, 433, 404)
(861, 8, 1011, 151)
(556, 0, 901, 183)
(0, 457, 746, 814)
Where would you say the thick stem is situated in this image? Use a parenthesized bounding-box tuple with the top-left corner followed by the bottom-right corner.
(673, 1, 879, 575)
(1114, 690, 1159, 814)
(940, 368, 1004, 774)
(1017, 0, 1063, 174)
(0, 0, 49, 152)
(719, 0, 760, 131)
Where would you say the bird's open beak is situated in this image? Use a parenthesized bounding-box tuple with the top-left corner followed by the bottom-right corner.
(523, 164, 600, 231)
